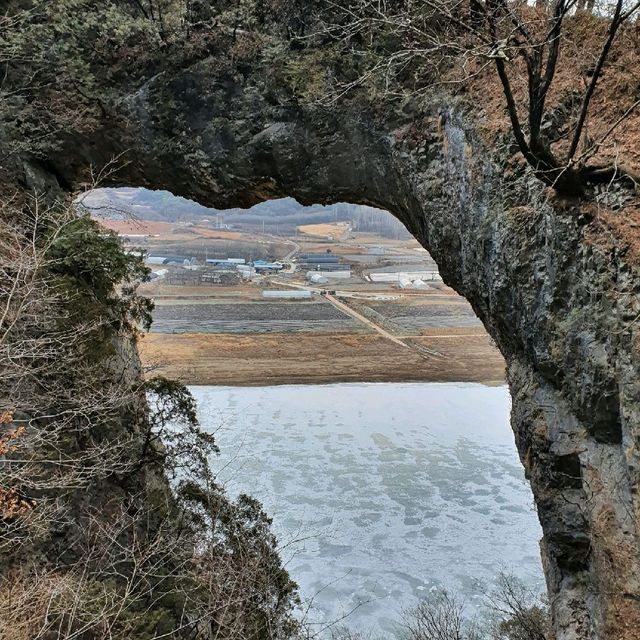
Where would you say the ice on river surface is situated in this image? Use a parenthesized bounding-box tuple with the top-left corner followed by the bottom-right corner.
(192, 383, 544, 636)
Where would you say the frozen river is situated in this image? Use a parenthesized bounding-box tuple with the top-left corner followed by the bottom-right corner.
(192, 383, 544, 636)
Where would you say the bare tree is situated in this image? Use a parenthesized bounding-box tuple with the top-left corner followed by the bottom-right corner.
(320, 0, 640, 197)
(486, 573, 551, 640)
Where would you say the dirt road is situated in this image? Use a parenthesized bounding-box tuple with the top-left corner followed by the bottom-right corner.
(324, 293, 410, 348)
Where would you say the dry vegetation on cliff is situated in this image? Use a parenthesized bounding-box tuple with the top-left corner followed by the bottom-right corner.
(0, 196, 299, 638)
(2, 1, 640, 639)
(313, 1, 640, 261)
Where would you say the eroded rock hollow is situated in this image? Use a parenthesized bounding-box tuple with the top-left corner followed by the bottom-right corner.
(17, 40, 640, 640)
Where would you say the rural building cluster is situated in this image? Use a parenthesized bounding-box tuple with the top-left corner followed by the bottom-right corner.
(139, 239, 442, 292)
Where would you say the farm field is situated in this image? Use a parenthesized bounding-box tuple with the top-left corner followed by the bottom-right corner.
(143, 289, 503, 385)
(96, 212, 506, 385)
(354, 299, 483, 332)
(296, 222, 350, 237)
(139, 329, 504, 386)
(99, 219, 178, 235)
(150, 300, 363, 334)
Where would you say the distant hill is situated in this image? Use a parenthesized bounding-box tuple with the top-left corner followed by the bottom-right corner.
(81, 188, 411, 239)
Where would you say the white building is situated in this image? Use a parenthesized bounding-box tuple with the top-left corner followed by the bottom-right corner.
(305, 270, 351, 280)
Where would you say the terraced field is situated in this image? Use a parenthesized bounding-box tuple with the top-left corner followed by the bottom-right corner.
(151, 301, 362, 334)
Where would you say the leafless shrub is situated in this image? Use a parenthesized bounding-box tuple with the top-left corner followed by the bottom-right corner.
(486, 573, 551, 640)
(401, 590, 483, 640)
(393, 574, 549, 640)
(0, 190, 299, 638)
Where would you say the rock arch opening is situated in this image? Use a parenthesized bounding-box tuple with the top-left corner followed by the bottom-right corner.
(85, 187, 505, 386)
(85, 186, 545, 633)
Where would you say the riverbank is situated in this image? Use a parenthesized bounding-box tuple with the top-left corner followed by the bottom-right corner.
(138, 329, 505, 386)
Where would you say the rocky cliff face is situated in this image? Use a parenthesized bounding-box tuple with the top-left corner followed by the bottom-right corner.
(17, 48, 640, 640)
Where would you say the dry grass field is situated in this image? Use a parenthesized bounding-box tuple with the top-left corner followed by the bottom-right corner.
(296, 222, 350, 237)
(139, 329, 504, 386)
(98, 219, 179, 235)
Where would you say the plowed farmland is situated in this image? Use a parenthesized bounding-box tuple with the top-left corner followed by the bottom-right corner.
(150, 301, 362, 334)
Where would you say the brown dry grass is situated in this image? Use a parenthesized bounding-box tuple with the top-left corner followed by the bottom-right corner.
(97, 219, 178, 236)
(296, 222, 350, 237)
(96, 220, 246, 241)
(138, 331, 505, 386)
(190, 227, 245, 240)
(460, 13, 640, 171)
(449, 12, 640, 263)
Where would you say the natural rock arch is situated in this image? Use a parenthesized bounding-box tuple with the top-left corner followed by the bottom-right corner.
(23, 64, 640, 640)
